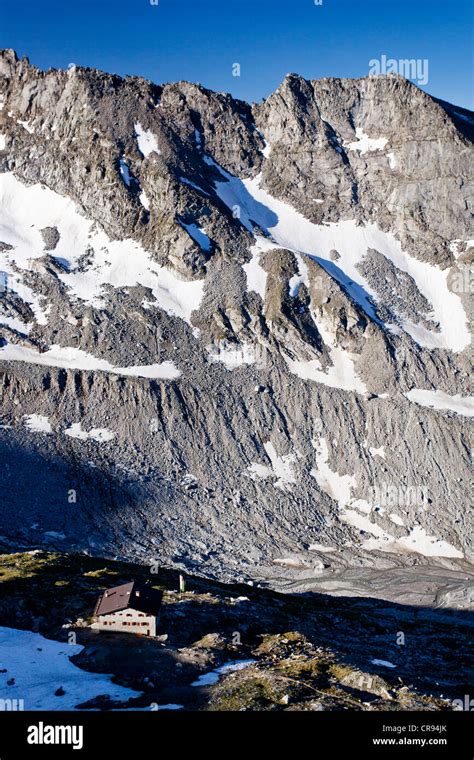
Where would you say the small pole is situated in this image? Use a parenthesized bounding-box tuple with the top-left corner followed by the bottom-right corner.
(179, 573, 186, 594)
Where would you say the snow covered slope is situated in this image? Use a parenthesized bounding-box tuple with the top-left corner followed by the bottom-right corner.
(0, 626, 142, 709)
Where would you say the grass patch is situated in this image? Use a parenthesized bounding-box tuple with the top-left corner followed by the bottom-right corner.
(209, 673, 285, 711)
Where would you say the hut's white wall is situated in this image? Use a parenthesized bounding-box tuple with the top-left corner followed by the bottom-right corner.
(91, 608, 157, 636)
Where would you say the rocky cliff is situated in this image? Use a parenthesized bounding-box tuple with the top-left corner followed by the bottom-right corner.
(0, 50, 472, 605)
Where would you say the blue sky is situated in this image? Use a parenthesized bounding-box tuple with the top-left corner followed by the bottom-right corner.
(0, 0, 472, 108)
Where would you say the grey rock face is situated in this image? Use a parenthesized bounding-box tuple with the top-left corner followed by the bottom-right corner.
(0, 50, 472, 603)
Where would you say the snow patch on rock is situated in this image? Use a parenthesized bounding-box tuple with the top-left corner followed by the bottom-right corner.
(180, 221, 212, 252)
(285, 309, 367, 393)
(205, 158, 469, 352)
(0, 173, 205, 326)
(368, 446, 386, 459)
(348, 128, 388, 154)
(248, 441, 296, 491)
(208, 341, 259, 370)
(64, 423, 115, 442)
(405, 389, 474, 417)
(23, 414, 52, 434)
(119, 158, 132, 186)
(242, 236, 272, 299)
(311, 438, 463, 559)
(135, 122, 160, 157)
(0, 342, 181, 380)
(288, 253, 309, 298)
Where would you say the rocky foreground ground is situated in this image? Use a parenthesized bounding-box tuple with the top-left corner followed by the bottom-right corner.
(0, 547, 471, 711)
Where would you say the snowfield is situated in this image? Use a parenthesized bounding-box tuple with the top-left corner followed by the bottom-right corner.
(405, 389, 474, 417)
(0, 627, 142, 710)
(0, 342, 181, 380)
(311, 438, 463, 559)
(247, 441, 297, 491)
(284, 307, 368, 393)
(371, 658, 396, 669)
(347, 128, 388, 154)
(64, 423, 115, 442)
(119, 158, 132, 186)
(208, 341, 260, 370)
(242, 237, 271, 299)
(191, 659, 256, 687)
(206, 157, 470, 353)
(0, 173, 205, 326)
(180, 221, 212, 252)
(23, 414, 52, 434)
(135, 122, 160, 157)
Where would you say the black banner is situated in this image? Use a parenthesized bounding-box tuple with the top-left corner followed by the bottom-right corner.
(0, 710, 472, 758)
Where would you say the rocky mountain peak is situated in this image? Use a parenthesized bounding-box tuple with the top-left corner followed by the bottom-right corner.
(0, 50, 472, 601)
